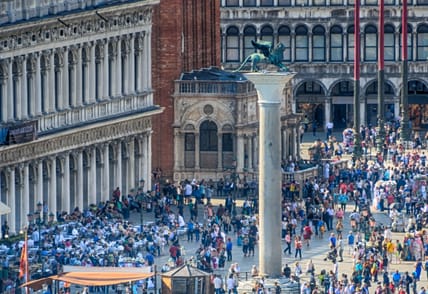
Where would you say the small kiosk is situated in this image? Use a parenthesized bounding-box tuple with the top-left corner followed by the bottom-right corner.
(161, 264, 213, 294)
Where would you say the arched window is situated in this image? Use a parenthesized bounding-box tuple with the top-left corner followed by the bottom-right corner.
(200, 121, 218, 151)
(385, 24, 395, 61)
(243, 26, 257, 60)
(364, 25, 377, 61)
(417, 24, 428, 60)
(295, 25, 309, 62)
(226, 26, 240, 62)
(330, 26, 343, 62)
(312, 25, 326, 61)
(347, 25, 354, 61)
(399, 24, 413, 61)
(260, 26, 274, 44)
(278, 26, 291, 61)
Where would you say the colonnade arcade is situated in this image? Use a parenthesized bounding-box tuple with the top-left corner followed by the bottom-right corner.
(0, 31, 151, 123)
(0, 133, 152, 235)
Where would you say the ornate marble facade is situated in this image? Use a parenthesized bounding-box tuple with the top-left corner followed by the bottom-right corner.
(172, 67, 300, 182)
(0, 0, 161, 235)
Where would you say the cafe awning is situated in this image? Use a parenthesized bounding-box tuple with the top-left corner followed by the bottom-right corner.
(21, 266, 154, 289)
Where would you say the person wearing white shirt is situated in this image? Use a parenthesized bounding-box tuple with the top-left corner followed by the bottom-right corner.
(226, 274, 236, 294)
(213, 275, 223, 294)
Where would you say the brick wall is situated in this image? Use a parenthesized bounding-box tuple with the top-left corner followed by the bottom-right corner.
(151, 0, 221, 181)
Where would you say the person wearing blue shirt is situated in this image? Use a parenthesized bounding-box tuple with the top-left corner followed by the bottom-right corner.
(347, 231, 355, 255)
(392, 270, 401, 287)
(329, 233, 337, 248)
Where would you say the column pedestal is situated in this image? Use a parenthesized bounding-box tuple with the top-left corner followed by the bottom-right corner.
(243, 72, 296, 278)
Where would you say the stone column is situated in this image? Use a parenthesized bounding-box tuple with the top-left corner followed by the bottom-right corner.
(49, 157, 57, 218)
(35, 53, 42, 115)
(62, 154, 71, 213)
(7, 58, 14, 120)
(22, 164, 30, 229)
(77, 151, 84, 210)
(82, 45, 90, 104)
(116, 142, 123, 192)
(122, 37, 129, 95)
(0, 61, 8, 122)
(129, 34, 135, 94)
(103, 143, 110, 202)
(142, 32, 148, 90)
(89, 147, 97, 205)
(7, 167, 16, 234)
(89, 42, 96, 102)
(136, 33, 144, 93)
(173, 130, 181, 170)
(55, 49, 64, 110)
(146, 32, 152, 90)
(217, 133, 223, 170)
(63, 47, 69, 109)
(116, 37, 122, 96)
(243, 72, 296, 278)
(325, 97, 331, 129)
(248, 135, 253, 171)
(95, 41, 104, 101)
(109, 39, 117, 97)
(69, 47, 78, 107)
(13, 58, 22, 120)
(194, 133, 200, 170)
(128, 139, 135, 192)
(76, 45, 83, 106)
(37, 160, 44, 217)
(103, 39, 109, 99)
(21, 55, 28, 119)
(49, 49, 55, 111)
(236, 134, 245, 172)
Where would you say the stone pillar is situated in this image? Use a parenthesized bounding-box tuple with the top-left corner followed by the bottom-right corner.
(141, 135, 148, 188)
(89, 42, 96, 102)
(89, 147, 97, 205)
(63, 47, 69, 109)
(248, 135, 253, 171)
(83, 45, 90, 104)
(173, 130, 181, 170)
(116, 142, 122, 192)
(217, 133, 223, 171)
(41, 52, 50, 113)
(37, 160, 43, 217)
(136, 33, 144, 93)
(128, 139, 135, 192)
(0, 61, 8, 122)
(13, 58, 22, 120)
(21, 55, 28, 119)
(143, 32, 149, 90)
(76, 46, 83, 106)
(35, 53, 42, 115)
(7, 167, 16, 234)
(103, 143, 110, 202)
(325, 97, 331, 128)
(69, 47, 78, 107)
(55, 49, 64, 110)
(49, 49, 55, 111)
(243, 72, 296, 278)
(116, 37, 122, 96)
(77, 151, 84, 210)
(103, 39, 109, 99)
(194, 133, 200, 170)
(236, 134, 245, 172)
(7, 58, 14, 120)
(122, 37, 129, 95)
(62, 154, 71, 213)
(22, 164, 30, 229)
(95, 41, 104, 101)
(129, 34, 135, 94)
(49, 157, 57, 218)
(109, 39, 117, 97)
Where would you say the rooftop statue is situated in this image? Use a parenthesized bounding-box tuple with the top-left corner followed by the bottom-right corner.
(234, 40, 289, 72)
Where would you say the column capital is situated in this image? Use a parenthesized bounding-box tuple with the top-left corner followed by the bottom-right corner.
(121, 37, 130, 55)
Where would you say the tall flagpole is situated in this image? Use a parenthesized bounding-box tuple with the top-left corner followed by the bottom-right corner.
(353, 0, 363, 159)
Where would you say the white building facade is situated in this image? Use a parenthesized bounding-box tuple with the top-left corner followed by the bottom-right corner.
(221, 0, 428, 131)
(0, 0, 161, 234)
